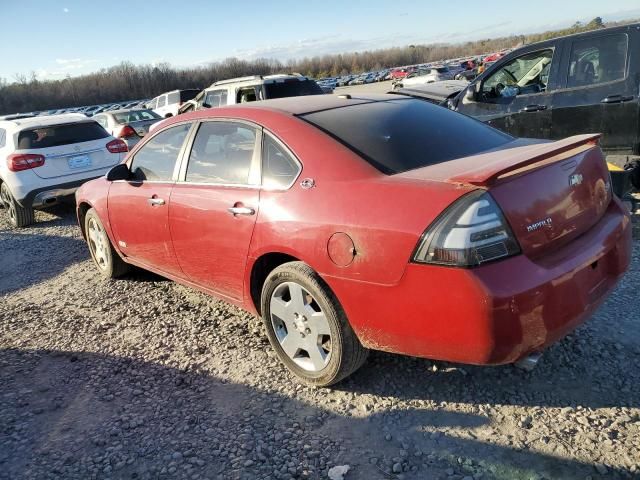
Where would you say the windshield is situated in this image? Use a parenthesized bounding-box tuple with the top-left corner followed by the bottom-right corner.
(17, 122, 109, 149)
(300, 99, 512, 174)
(113, 110, 160, 124)
(264, 80, 323, 99)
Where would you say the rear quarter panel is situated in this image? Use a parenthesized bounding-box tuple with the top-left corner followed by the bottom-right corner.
(240, 111, 475, 287)
(75, 177, 114, 243)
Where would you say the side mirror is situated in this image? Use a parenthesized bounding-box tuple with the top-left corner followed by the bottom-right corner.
(464, 86, 476, 102)
(202, 102, 211, 109)
(106, 163, 130, 182)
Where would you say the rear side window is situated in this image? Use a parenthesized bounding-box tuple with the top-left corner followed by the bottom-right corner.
(567, 33, 628, 88)
(16, 122, 109, 150)
(113, 110, 160, 124)
(185, 122, 258, 185)
(264, 80, 323, 99)
(262, 133, 300, 189)
(130, 123, 191, 181)
(168, 92, 179, 104)
(301, 99, 512, 175)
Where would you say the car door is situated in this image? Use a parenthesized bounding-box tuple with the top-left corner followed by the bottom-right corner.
(551, 30, 637, 153)
(168, 120, 261, 301)
(107, 122, 193, 276)
(155, 95, 168, 117)
(458, 46, 558, 139)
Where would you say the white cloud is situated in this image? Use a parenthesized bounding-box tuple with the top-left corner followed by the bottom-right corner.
(63, 7, 69, 13)
(54, 58, 98, 70)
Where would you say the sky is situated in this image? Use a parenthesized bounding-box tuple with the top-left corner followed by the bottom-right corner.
(1, 0, 639, 81)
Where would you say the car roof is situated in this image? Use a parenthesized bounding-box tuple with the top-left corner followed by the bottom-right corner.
(0, 113, 91, 130)
(175, 94, 410, 123)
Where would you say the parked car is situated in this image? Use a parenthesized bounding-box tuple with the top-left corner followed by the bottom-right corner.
(178, 74, 324, 114)
(148, 89, 200, 118)
(0, 114, 127, 227)
(76, 94, 631, 386)
(455, 67, 479, 81)
(93, 109, 162, 148)
(393, 23, 640, 194)
(390, 67, 413, 80)
(393, 66, 454, 89)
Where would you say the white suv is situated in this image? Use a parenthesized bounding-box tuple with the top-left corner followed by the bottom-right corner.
(178, 74, 324, 114)
(0, 114, 127, 227)
(147, 89, 200, 118)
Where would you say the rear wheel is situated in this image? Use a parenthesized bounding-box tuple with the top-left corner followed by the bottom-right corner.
(261, 262, 368, 387)
(0, 182, 34, 228)
(85, 208, 129, 278)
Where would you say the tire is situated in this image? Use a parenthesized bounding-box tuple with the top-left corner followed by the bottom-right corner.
(0, 182, 34, 228)
(260, 261, 368, 387)
(84, 208, 129, 278)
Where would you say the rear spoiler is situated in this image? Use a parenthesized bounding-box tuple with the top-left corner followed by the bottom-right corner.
(449, 134, 601, 187)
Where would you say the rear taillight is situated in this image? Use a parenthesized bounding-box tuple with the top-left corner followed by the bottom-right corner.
(106, 139, 128, 153)
(118, 125, 137, 139)
(7, 153, 45, 172)
(413, 190, 520, 267)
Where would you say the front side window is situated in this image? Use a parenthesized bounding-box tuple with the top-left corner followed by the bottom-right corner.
(0, 128, 6, 148)
(185, 122, 257, 185)
(204, 89, 228, 108)
(262, 133, 300, 189)
(482, 49, 554, 99)
(157, 95, 167, 108)
(567, 34, 627, 88)
(130, 123, 191, 181)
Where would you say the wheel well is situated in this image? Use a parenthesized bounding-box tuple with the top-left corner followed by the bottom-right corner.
(77, 202, 92, 239)
(250, 252, 299, 315)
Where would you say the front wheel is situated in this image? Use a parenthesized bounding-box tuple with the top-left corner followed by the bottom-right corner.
(85, 208, 129, 278)
(0, 182, 34, 228)
(260, 262, 368, 386)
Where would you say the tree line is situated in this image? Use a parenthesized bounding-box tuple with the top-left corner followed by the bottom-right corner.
(0, 17, 629, 114)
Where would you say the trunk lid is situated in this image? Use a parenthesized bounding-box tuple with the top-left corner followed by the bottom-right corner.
(399, 134, 612, 256)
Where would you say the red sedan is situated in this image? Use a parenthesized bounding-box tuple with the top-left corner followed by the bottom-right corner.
(76, 94, 632, 386)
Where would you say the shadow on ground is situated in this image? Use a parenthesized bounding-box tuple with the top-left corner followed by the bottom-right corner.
(0, 348, 635, 480)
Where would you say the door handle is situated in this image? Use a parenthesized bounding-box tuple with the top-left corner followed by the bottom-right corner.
(227, 206, 255, 216)
(520, 104, 547, 113)
(147, 197, 165, 206)
(601, 95, 634, 104)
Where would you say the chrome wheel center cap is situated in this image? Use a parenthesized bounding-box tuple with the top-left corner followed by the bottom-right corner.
(293, 314, 306, 334)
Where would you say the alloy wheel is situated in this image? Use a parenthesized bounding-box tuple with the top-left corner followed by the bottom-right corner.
(87, 217, 109, 270)
(270, 281, 332, 372)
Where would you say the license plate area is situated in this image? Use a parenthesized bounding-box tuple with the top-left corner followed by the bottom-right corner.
(67, 155, 92, 169)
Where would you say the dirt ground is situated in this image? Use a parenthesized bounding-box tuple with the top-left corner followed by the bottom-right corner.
(0, 203, 639, 480)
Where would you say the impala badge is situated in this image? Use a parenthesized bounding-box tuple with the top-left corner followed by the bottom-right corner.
(526, 217, 553, 233)
(569, 173, 583, 187)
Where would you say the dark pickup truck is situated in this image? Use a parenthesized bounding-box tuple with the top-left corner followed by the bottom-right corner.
(394, 23, 640, 193)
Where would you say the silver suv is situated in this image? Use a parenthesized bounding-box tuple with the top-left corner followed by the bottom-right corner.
(179, 74, 324, 114)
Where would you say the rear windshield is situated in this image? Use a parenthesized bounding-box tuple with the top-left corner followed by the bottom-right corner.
(113, 110, 161, 124)
(180, 90, 200, 102)
(300, 99, 513, 174)
(17, 122, 109, 150)
(264, 80, 323, 99)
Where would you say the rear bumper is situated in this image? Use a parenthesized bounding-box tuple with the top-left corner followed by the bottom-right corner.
(327, 198, 632, 365)
(20, 177, 103, 208)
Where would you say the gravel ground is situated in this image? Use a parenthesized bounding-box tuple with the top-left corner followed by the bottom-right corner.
(0, 203, 639, 480)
